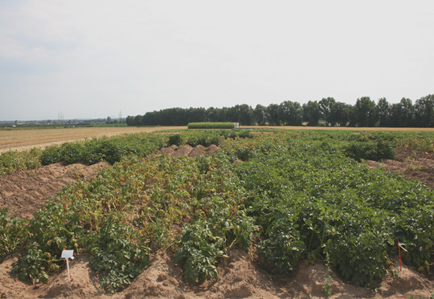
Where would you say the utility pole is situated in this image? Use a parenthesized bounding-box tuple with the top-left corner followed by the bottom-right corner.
(58, 111, 64, 124)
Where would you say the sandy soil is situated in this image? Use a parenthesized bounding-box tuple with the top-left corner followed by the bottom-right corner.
(1, 146, 434, 298)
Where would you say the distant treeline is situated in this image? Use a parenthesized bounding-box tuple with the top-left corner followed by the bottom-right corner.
(126, 94, 434, 127)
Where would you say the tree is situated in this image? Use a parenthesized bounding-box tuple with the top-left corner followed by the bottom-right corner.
(319, 97, 336, 125)
(354, 97, 377, 127)
(217, 107, 231, 122)
(233, 104, 253, 125)
(329, 102, 353, 126)
(186, 107, 206, 124)
(376, 98, 390, 127)
(280, 101, 302, 126)
(133, 115, 142, 126)
(173, 108, 187, 125)
(206, 107, 219, 122)
(253, 104, 268, 125)
(142, 111, 157, 125)
(302, 101, 321, 126)
(267, 104, 281, 126)
(388, 98, 415, 127)
(399, 98, 415, 127)
(414, 94, 434, 127)
(126, 116, 135, 126)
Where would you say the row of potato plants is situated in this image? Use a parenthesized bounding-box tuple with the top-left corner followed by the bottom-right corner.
(0, 148, 42, 175)
(218, 131, 434, 288)
(40, 133, 166, 165)
(167, 129, 253, 147)
(5, 150, 255, 292)
(0, 133, 165, 175)
(0, 129, 254, 176)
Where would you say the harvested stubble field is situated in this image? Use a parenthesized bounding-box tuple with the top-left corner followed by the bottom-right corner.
(0, 126, 186, 153)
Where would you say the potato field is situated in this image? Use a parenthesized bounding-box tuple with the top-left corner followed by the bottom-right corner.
(1, 129, 434, 298)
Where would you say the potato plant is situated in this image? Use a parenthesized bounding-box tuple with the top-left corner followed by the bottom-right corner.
(40, 133, 166, 165)
(88, 215, 149, 293)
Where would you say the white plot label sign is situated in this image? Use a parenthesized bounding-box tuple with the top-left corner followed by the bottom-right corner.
(61, 249, 74, 281)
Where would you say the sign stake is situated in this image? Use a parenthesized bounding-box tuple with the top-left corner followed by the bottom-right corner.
(398, 242, 408, 272)
(61, 249, 74, 282)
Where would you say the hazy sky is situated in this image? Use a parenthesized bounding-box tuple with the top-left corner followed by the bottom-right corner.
(1, 1, 433, 121)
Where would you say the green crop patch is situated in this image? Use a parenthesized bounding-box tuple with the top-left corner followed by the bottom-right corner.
(188, 122, 235, 129)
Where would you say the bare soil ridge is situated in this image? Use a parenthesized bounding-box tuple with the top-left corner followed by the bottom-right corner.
(156, 144, 220, 158)
(365, 148, 434, 189)
(1, 146, 434, 298)
(0, 162, 109, 219)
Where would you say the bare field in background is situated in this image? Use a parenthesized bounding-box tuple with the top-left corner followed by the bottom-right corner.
(0, 126, 186, 153)
(1, 125, 434, 154)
